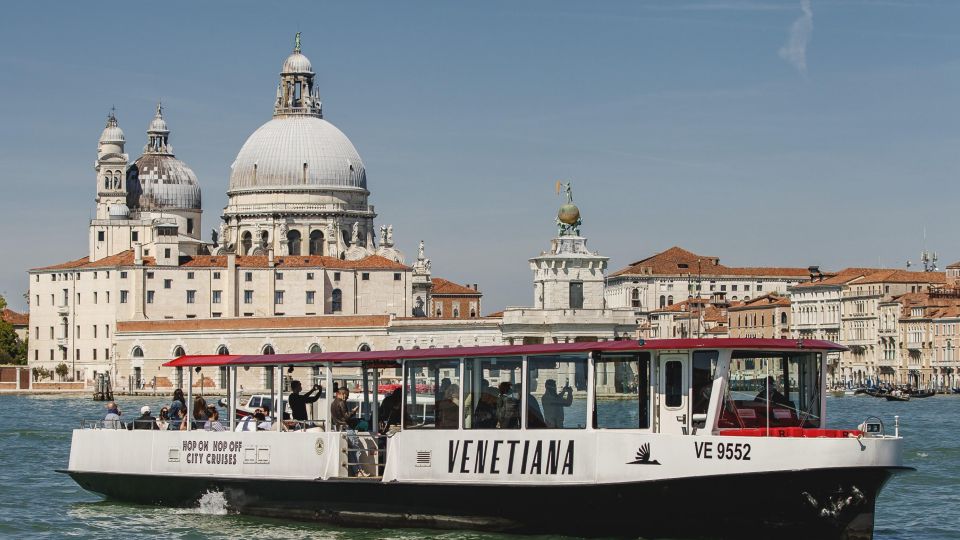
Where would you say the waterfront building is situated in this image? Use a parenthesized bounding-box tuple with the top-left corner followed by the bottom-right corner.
(642, 294, 734, 340)
(604, 246, 811, 315)
(728, 293, 791, 339)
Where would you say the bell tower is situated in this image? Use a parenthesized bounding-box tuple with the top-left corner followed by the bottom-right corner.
(89, 110, 133, 261)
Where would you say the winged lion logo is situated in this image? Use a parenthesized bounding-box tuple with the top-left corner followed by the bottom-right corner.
(627, 443, 661, 465)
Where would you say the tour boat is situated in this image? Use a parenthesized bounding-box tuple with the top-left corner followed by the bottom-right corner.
(61, 338, 909, 539)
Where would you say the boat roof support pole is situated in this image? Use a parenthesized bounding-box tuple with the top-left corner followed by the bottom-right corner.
(187, 368, 194, 431)
(324, 362, 333, 432)
(276, 365, 283, 432)
(229, 366, 237, 431)
(371, 366, 379, 433)
(521, 355, 528, 429)
(269, 367, 275, 427)
(586, 352, 596, 431)
(362, 365, 370, 427)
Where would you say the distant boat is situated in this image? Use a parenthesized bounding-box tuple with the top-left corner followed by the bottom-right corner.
(910, 390, 936, 399)
(885, 394, 910, 402)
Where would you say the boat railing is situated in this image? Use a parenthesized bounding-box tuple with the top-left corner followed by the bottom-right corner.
(339, 431, 385, 479)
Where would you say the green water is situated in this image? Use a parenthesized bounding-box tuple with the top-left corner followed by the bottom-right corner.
(0, 394, 955, 539)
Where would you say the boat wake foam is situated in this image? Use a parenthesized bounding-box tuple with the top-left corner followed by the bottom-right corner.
(177, 490, 229, 516)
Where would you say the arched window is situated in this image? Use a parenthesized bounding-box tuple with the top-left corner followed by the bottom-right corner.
(241, 231, 253, 255)
(470, 309, 477, 318)
(173, 346, 185, 358)
(359, 344, 371, 352)
(287, 230, 302, 255)
(216, 345, 229, 355)
(780, 312, 787, 325)
(667, 295, 673, 305)
(631, 288, 641, 308)
(262, 345, 275, 355)
(309, 343, 321, 354)
(331, 289, 342, 312)
(309, 230, 324, 255)
(259, 230, 269, 249)
(132, 346, 144, 358)
(453, 308, 460, 318)
(659, 295, 666, 308)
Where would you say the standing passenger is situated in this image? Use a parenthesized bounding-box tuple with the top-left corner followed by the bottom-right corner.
(541, 379, 573, 428)
(288, 380, 322, 422)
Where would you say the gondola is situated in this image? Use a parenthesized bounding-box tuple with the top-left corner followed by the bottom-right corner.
(885, 393, 910, 402)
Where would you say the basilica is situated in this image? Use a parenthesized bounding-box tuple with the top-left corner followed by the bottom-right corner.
(27, 37, 638, 391)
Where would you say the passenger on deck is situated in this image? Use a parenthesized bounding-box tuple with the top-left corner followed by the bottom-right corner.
(378, 388, 403, 431)
(497, 382, 520, 429)
(331, 387, 359, 431)
(192, 396, 209, 430)
(517, 383, 546, 428)
(103, 402, 123, 429)
(541, 379, 574, 428)
(132, 405, 159, 430)
(288, 380, 322, 422)
(255, 410, 272, 431)
(204, 406, 225, 431)
(168, 389, 186, 421)
(436, 384, 460, 428)
(157, 407, 170, 430)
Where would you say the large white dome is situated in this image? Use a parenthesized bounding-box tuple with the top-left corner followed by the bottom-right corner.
(228, 116, 367, 192)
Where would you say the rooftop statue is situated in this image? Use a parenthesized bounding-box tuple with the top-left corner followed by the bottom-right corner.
(555, 181, 582, 236)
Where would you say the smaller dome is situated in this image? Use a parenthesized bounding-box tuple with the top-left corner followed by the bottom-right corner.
(148, 102, 169, 133)
(108, 203, 130, 219)
(127, 154, 202, 211)
(282, 51, 313, 74)
(99, 113, 125, 144)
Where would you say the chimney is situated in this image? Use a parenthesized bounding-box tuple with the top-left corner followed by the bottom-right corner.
(472, 284, 478, 291)
(268, 248, 275, 268)
(134, 243, 143, 266)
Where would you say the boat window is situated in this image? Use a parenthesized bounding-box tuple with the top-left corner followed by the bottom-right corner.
(594, 352, 650, 429)
(691, 351, 719, 429)
(526, 355, 588, 429)
(721, 351, 823, 429)
(403, 359, 459, 429)
(462, 356, 522, 429)
(664, 361, 683, 408)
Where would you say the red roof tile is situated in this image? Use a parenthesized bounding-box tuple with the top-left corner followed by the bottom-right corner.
(611, 246, 810, 278)
(431, 278, 481, 296)
(1, 309, 28, 326)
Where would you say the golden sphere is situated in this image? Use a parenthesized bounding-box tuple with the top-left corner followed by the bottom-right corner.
(557, 203, 580, 225)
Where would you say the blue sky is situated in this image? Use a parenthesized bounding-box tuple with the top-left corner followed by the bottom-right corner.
(2, 1, 960, 313)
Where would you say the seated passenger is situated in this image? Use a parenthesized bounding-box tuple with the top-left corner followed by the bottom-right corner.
(103, 402, 123, 429)
(378, 388, 403, 431)
(517, 384, 546, 428)
(132, 405, 159, 430)
(235, 409, 261, 432)
(204, 406, 225, 431)
(331, 387, 359, 431)
(541, 379, 573, 428)
(497, 382, 520, 428)
(191, 396, 209, 430)
(436, 384, 460, 429)
(157, 407, 170, 430)
(255, 410, 272, 431)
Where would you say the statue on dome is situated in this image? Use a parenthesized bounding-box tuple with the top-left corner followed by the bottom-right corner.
(211, 228, 219, 247)
(379, 225, 387, 247)
(555, 180, 582, 237)
(386, 225, 394, 246)
(351, 222, 361, 246)
(418, 240, 425, 260)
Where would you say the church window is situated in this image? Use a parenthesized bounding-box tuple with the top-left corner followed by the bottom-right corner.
(274, 290, 284, 304)
(306, 272, 314, 280)
(106, 324, 109, 337)
(147, 272, 154, 279)
(306, 291, 315, 304)
(97, 231, 105, 242)
(659, 295, 666, 308)
(362, 273, 370, 281)
(132, 346, 144, 358)
(120, 290, 128, 304)
(276, 272, 283, 280)
(309, 230, 324, 255)
(245, 272, 252, 282)
(164, 248, 171, 259)
(359, 344, 371, 352)
(331, 289, 342, 312)
(287, 230, 302, 256)
(92, 326, 97, 338)
(262, 345, 275, 355)
(217, 345, 229, 355)
(333, 272, 341, 281)
(309, 344, 321, 354)
(186, 290, 196, 304)
(244, 290, 253, 304)
(132, 231, 138, 242)
(173, 346, 185, 357)
(164, 279, 172, 289)
(119, 271, 126, 279)
(187, 272, 194, 280)
(241, 232, 253, 255)
(394, 273, 401, 281)
(147, 291, 154, 304)
(187, 219, 194, 234)
(213, 272, 221, 279)
(212, 290, 222, 304)
(569, 281, 584, 309)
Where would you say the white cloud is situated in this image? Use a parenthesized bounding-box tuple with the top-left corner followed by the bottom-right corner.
(779, 0, 814, 76)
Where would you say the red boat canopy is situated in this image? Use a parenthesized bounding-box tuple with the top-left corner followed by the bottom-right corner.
(162, 338, 844, 369)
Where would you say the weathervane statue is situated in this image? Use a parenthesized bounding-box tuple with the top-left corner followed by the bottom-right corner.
(555, 181, 582, 236)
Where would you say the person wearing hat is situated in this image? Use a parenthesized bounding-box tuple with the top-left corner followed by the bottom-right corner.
(132, 405, 159, 430)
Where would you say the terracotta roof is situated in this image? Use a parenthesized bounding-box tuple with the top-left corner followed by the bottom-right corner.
(610, 246, 809, 278)
(32, 251, 409, 272)
(791, 268, 887, 288)
(117, 315, 391, 333)
(856, 270, 945, 285)
(1, 309, 28, 326)
(431, 278, 481, 296)
(729, 293, 790, 310)
(484, 311, 504, 318)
